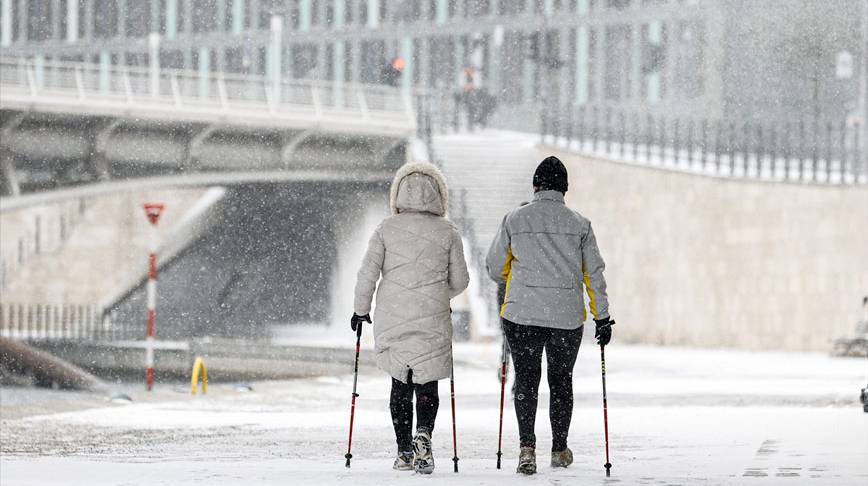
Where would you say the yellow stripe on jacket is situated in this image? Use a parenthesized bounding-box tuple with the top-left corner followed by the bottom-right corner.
(500, 247, 514, 317)
(582, 262, 597, 320)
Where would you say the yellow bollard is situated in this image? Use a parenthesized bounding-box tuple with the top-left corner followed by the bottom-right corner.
(191, 356, 207, 395)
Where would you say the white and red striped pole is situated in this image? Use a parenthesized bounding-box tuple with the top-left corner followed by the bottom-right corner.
(143, 203, 164, 391)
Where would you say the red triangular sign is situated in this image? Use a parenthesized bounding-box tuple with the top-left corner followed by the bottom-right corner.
(144, 203, 165, 226)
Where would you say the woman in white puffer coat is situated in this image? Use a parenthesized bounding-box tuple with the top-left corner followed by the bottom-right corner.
(352, 162, 469, 474)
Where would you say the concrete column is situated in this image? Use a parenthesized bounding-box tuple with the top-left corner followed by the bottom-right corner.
(34, 54, 45, 88)
(418, 37, 431, 89)
(1, 0, 12, 46)
(83, 0, 93, 41)
(300, 0, 311, 31)
(117, 0, 126, 37)
(350, 38, 361, 82)
(17, 0, 28, 42)
(51, 0, 61, 41)
(0, 152, 19, 196)
(333, 39, 345, 106)
(231, 0, 245, 34)
(216, 0, 226, 32)
(98, 50, 111, 92)
(183, 0, 193, 34)
(268, 15, 282, 102)
(166, 0, 178, 40)
(334, 0, 345, 29)
(366, 0, 379, 28)
(401, 36, 413, 96)
(67, 0, 79, 42)
(149, 33, 161, 97)
(151, 0, 161, 35)
(435, 0, 447, 24)
(455, 37, 465, 88)
(198, 46, 211, 98)
(0, 114, 23, 197)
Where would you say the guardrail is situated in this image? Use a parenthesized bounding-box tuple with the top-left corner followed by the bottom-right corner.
(0, 57, 415, 131)
(0, 303, 109, 341)
(541, 107, 867, 185)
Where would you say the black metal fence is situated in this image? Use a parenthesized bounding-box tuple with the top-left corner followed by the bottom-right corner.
(541, 107, 867, 185)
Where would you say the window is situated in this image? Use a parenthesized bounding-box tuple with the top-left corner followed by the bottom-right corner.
(603, 24, 632, 100)
(192, 0, 218, 33)
(93, 0, 119, 38)
(126, 0, 152, 37)
(27, 0, 53, 41)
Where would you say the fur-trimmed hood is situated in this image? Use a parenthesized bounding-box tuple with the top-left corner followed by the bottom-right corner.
(389, 162, 449, 216)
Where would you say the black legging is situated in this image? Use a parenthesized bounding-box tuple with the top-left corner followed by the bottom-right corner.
(503, 318, 582, 451)
(390, 370, 440, 452)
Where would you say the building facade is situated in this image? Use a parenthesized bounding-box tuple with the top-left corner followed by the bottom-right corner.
(1, 0, 865, 131)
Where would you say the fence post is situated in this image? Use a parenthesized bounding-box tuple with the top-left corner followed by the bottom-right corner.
(811, 120, 819, 182)
(592, 106, 600, 153)
(659, 117, 667, 166)
(619, 111, 626, 159)
(840, 120, 848, 182)
(632, 113, 640, 161)
(604, 108, 612, 154)
(701, 119, 709, 169)
(565, 108, 573, 149)
(673, 118, 681, 167)
(646, 114, 654, 163)
(769, 125, 778, 179)
(577, 107, 586, 151)
(756, 125, 764, 178)
(826, 122, 833, 182)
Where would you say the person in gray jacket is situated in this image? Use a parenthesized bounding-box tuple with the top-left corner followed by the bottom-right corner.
(486, 156, 614, 475)
(353, 162, 470, 474)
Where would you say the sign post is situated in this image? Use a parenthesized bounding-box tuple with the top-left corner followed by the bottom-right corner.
(143, 203, 164, 391)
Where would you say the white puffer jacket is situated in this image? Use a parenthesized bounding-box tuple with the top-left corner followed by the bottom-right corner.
(354, 163, 469, 384)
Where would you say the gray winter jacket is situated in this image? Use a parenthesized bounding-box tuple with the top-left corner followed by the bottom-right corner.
(354, 163, 470, 384)
(486, 190, 609, 329)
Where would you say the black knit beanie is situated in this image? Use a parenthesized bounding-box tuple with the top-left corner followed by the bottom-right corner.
(533, 156, 569, 193)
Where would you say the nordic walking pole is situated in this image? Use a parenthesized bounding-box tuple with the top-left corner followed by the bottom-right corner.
(600, 344, 612, 477)
(450, 354, 459, 473)
(345, 322, 363, 468)
(496, 338, 508, 469)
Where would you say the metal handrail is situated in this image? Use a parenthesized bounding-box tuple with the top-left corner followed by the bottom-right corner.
(0, 56, 415, 127)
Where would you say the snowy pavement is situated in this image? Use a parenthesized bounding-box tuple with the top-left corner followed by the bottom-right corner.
(2, 334, 867, 485)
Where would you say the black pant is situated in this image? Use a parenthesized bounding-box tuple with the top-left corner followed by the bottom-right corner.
(390, 370, 440, 452)
(503, 318, 583, 451)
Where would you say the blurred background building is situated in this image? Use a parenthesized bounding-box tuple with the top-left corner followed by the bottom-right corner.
(1, 0, 865, 131)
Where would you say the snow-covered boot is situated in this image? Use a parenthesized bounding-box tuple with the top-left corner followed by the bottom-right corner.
(412, 431, 435, 474)
(516, 446, 536, 475)
(393, 451, 414, 471)
(551, 447, 573, 468)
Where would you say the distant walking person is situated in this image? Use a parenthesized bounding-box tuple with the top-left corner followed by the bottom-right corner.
(486, 156, 614, 475)
(353, 162, 469, 474)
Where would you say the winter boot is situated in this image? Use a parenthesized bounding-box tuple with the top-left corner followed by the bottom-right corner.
(412, 431, 435, 474)
(393, 451, 414, 471)
(551, 447, 573, 468)
(516, 446, 536, 475)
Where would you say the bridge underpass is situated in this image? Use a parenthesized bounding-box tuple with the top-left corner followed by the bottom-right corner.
(107, 180, 388, 341)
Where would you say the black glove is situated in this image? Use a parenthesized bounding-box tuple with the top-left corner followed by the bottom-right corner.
(350, 313, 371, 332)
(594, 318, 615, 346)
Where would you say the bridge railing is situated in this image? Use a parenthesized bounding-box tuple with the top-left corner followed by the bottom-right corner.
(0, 57, 414, 127)
(541, 106, 868, 185)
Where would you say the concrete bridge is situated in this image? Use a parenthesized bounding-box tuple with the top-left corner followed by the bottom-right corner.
(0, 57, 427, 356)
(0, 56, 422, 196)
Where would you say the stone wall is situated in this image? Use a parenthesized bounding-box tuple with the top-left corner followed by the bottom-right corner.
(1, 189, 208, 306)
(551, 148, 868, 351)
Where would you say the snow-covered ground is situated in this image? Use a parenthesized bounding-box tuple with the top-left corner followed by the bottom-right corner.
(2, 331, 867, 485)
